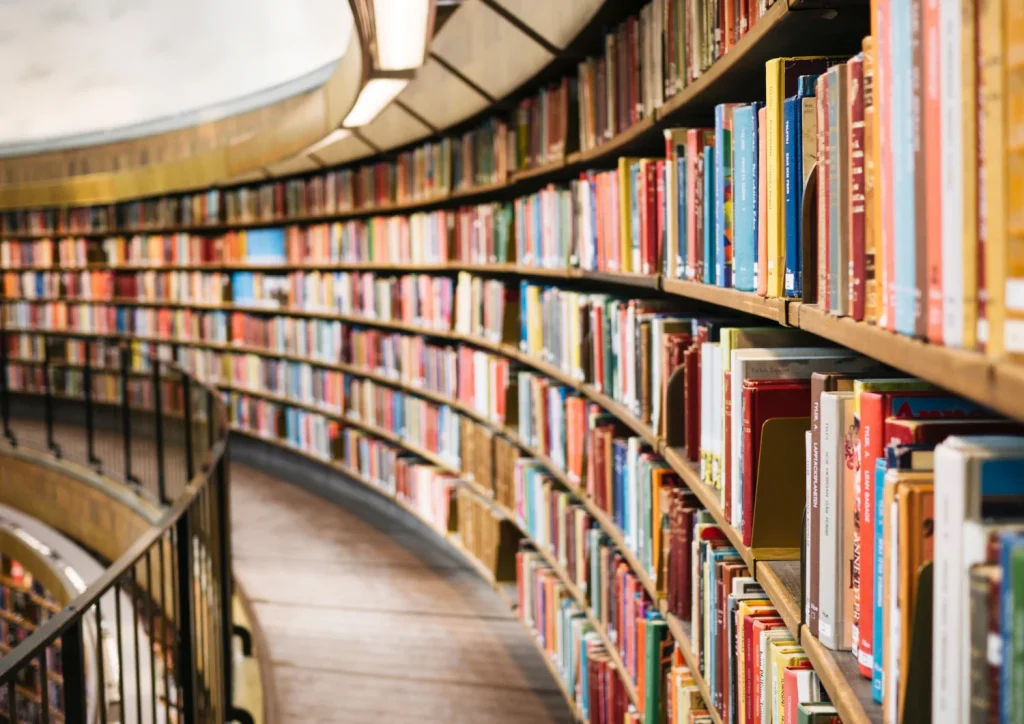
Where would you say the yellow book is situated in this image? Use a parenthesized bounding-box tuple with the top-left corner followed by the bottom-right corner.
(617, 157, 638, 273)
(760, 634, 797, 721)
(980, 0, 1006, 354)
(961, 0, 980, 350)
(771, 647, 809, 724)
(1004, 0, 1024, 356)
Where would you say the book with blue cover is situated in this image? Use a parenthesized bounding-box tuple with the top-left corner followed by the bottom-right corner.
(784, 75, 819, 299)
(703, 145, 716, 285)
(891, 0, 916, 335)
(245, 228, 286, 264)
(733, 105, 759, 292)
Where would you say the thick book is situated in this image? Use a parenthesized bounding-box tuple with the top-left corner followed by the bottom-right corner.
(741, 379, 811, 546)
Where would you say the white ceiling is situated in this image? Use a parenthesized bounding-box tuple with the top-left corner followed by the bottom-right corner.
(0, 0, 354, 155)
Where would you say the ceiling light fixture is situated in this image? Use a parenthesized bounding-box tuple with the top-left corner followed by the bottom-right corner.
(342, 77, 409, 127)
(373, 0, 433, 70)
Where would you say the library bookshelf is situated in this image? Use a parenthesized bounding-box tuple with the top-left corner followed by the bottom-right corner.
(5, 0, 1003, 720)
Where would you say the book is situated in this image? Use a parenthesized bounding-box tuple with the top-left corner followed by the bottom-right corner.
(933, 436, 1024, 721)
(733, 106, 760, 293)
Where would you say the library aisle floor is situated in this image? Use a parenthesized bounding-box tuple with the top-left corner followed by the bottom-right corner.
(230, 461, 575, 724)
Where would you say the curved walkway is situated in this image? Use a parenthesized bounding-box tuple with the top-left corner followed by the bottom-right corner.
(229, 443, 574, 724)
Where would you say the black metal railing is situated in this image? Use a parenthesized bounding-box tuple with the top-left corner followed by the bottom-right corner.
(0, 330, 233, 724)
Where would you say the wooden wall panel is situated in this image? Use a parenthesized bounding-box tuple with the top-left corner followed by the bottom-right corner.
(397, 58, 490, 130)
(359, 103, 433, 153)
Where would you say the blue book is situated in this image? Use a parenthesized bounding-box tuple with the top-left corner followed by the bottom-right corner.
(891, 0, 916, 335)
(675, 139, 688, 279)
(631, 162, 642, 272)
(714, 105, 734, 288)
(246, 228, 286, 263)
(783, 96, 802, 298)
(872, 456, 888, 703)
(519, 280, 529, 351)
(733, 105, 757, 291)
(613, 440, 627, 531)
(703, 145, 716, 285)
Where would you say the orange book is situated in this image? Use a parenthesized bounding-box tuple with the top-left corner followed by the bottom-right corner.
(1004, 0, 1024, 356)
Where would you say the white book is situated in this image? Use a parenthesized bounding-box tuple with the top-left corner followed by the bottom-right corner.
(818, 391, 853, 650)
(728, 348, 876, 529)
(700, 343, 717, 484)
(939, 0, 964, 347)
(933, 436, 1024, 722)
(805, 428, 813, 625)
(710, 343, 723, 491)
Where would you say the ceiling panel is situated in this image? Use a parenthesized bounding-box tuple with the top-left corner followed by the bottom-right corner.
(310, 132, 375, 167)
(358, 103, 433, 153)
(265, 154, 320, 177)
(397, 57, 490, 130)
(490, 0, 604, 49)
(431, 0, 554, 100)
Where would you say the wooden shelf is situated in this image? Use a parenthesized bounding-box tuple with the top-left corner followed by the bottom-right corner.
(661, 278, 790, 322)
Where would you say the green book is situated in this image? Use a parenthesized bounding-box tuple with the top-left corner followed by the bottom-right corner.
(644, 615, 668, 724)
(797, 702, 840, 723)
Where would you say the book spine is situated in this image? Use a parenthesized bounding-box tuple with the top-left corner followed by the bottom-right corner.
(783, 97, 802, 298)
(800, 97, 818, 301)
(863, 38, 878, 324)
(1004, 1, 1024, 356)
(856, 391, 884, 679)
(848, 56, 867, 321)
(894, 0, 917, 335)
(828, 67, 842, 314)
(819, 393, 840, 649)
(735, 107, 756, 292)
(958, 0, 979, 349)
(766, 59, 786, 297)
(704, 145, 717, 284)
(809, 377, 824, 639)
(757, 107, 769, 296)
(817, 74, 830, 309)
(979, 0, 1006, 353)
(715, 106, 730, 287)
(879, 0, 896, 330)
(871, 457, 887, 703)
(912, 0, 930, 340)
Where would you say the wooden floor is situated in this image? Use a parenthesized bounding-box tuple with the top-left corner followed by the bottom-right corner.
(230, 462, 575, 724)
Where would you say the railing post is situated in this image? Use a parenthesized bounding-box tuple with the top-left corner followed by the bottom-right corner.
(183, 374, 195, 480)
(207, 387, 216, 452)
(61, 617, 88, 722)
(0, 329, 14, 447)
(153, 360, 168, 504)
(84, 338, 100, 470)
(217, 451, 236, 712)
(120, 344, 137, 486)
(177, 512, 199, 724)
(43, 338, 60, 458)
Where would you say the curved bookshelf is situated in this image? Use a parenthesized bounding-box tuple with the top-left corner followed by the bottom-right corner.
(8, 318, 877, 723)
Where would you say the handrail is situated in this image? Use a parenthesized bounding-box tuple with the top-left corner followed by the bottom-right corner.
(0, 335, 233, 724)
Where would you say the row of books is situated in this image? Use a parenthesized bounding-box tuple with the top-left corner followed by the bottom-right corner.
(0, 555, 65, 721)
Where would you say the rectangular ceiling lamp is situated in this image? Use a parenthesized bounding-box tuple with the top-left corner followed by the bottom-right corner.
(373, 0, 432, 70)
(342, 78, 409, 127)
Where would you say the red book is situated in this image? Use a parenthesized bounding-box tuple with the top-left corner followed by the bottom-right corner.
(848, 57, 867, 321)
(655, 159, 666, 274)
(741, 380, 811, 546)
(884, 417, 1024, 446)
(644, 160, 658, 274)
(783, 662, 815, 723)
(748, 616, 786, 724)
